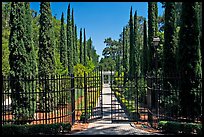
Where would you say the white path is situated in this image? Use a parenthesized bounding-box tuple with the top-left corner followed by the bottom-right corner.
(72, 84, 162, 135)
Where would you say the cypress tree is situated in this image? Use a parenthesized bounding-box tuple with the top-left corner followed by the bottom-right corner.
(87, 37, 92, 60)
(24, 3, 37, 77)
(123, 27, 128, 85)
(148, 2, 156, 73)
(163, 2, 177, 89)
(154, 2, 158, 36)
(24, 2, 37, 120)
(67, 4, 73, 73)
(177, 2, 201, 119)
(39, 2, 55, 77)
(75, 25, 78, 64)
(60, 12, 68, 69)
(129, 7, 135, 80)
(84, 28, 87, 66)
(142, 19, 148, 76)
(9, 2, 34, 123)
(134, 10, 139, 77)
(39, 2, 56, 111)
(122, 27, 125, 72)
(125, 26, 129, 76)
(79, 28, 83, 64)
(72, 9, 76, 66)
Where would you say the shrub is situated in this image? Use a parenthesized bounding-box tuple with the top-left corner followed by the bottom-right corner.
(2, 123, 71, 135)
(158, 121, 202, 135)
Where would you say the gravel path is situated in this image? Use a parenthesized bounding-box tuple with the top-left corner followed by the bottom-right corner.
(72, 84, 163, 135)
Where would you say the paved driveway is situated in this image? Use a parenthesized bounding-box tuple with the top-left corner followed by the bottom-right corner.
(72, 84, 162, 135)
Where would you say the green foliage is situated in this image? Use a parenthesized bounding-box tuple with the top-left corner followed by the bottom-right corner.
(2, 24, 10, 77)
(67, 4, 73, 74)
(163, 2, 177, 79)
(74, 64, 87, 88)
(79, 28, 83, 64)
(9, 2, 37, 123)
(148, 2, 158, 73)
(72, 9, 77, 66)
(114, 71, 124, 86)
(87, 37, 92, 60)
(74, 25, 79, 65)
(99, 57, 115, 71)
(2, 123, 71, 135)
(60, 12, 68, 69)
(39, 2, 55, 77)
(133, 11, 139, 77)
(86, 60, 95, 73)
(55, 50, 68, 75)
(142, 19, 148, 76)
(38, 2, 56, 112)
(2, 2, 11, 77)
(83, 28, 87, 66)
(158, 121, 202, 135)
(177, 2, 201, 117)
(129, 7, 135, 79)
(74, 64, 88, 77)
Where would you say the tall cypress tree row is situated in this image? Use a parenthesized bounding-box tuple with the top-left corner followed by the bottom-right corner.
(67, 4, 73, 73)
(79, 28, 83, 64)
(142, 19, 148, 76)
(129, 7, 135, 80)
(163, 2, 177, 89)
(9, 2, 34, 123)
(83, 28, 87, 66)
(177, 2, 201, 119)
(75, 25, 78, 64)
(148, 2, 156, 73)
(60, 12, 68, 69)
(39, 2, 55, 77)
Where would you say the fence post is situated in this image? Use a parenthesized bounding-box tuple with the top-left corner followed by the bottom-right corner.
(71, 74, 75, 125)
(136, 74, 139, 122)
(111, 66, 112, 121)
(147, 74, 152, 110)
(84, 72, 87, 123)
(100, 66, 103, 116)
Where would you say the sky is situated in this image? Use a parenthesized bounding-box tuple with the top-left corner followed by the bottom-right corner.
(30, 2, 164, 60)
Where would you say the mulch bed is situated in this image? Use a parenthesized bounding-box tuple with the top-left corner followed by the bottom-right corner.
(133, 122, 162, 133)
(69, 121, 89, 134)
(2, 96, 85, 125)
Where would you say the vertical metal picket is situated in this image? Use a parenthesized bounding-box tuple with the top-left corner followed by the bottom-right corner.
(100, 66, 103, 116)
(84, 72, 87, 123)
(71, 74, 75, 125)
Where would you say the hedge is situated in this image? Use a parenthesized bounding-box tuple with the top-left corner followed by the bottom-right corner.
(2, 123, 71, 135)
(158, 120, 202, 135)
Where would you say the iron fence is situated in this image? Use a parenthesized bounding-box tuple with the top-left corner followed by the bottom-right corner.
(2, 67, 103, 125)
(2, 74, 73, 125)
(111, 72, 202, 127)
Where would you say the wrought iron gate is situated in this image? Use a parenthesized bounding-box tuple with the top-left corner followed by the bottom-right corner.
(110, 70, 149, 123)
(74, 66, 103, 123)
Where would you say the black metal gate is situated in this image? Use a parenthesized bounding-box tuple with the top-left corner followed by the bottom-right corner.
(111, 72, 136, 122)
(110, 69, 150, 123)
(74, 66, 103, 123)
